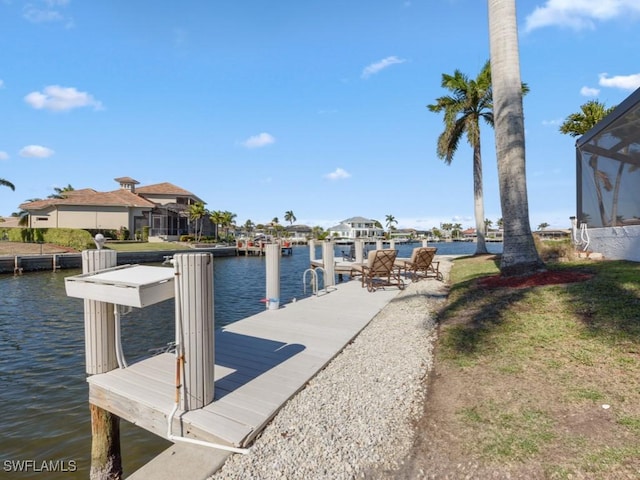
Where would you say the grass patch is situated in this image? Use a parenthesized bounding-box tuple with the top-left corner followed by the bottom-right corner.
(458, 402, 555, 461)
(432, 255, 640, 477)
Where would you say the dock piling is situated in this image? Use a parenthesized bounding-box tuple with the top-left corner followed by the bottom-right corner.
(322, 240, 335, 288)
(265, 243, 281, 309)
(173, 253, 215, 411)
(82, 249, 122, 480)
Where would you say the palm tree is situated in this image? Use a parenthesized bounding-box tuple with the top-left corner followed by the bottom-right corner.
(243, 219, 255, 237)
(220, 211, 237, 241)
(560, 100, 616, 226)
(428, 61, 495, 255)
(48, 184, 74, 199)
(488, 0, 544, 276)
(188, 202, 206, 242)
(1, 178, 15, 191)
(284, 210, 296, 225)
(209, 210, 225, 241)
(485, 218, 493, 235)
(385, 214, 398, 237)
(538, 222, 549, 231)
(270, 217, 280, 237)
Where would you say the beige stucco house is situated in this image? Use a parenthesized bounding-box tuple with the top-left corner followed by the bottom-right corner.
(19, 177, 207, 241)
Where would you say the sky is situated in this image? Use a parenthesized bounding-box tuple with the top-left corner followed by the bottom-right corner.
(1, 0, 640, 232)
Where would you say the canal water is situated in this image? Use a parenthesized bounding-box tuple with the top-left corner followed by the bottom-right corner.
(0, 242, 501, 479)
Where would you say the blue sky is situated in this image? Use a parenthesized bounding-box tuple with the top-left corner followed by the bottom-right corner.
(1, 0, 639, 231)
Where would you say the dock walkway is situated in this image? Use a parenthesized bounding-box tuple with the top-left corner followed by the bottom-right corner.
(90, 279, 401, 479)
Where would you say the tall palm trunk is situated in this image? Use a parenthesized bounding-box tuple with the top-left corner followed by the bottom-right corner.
(473, 139, 488, 254)
(488, 0, 544, 276)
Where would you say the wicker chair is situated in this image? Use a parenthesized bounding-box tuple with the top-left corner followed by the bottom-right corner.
(351, 249, 405, 292)
(396, 247, 443, 282)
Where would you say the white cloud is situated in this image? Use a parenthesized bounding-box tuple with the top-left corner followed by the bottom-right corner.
(580, 86, 600, 97)
(524, 0, 640, 33)
(19, 145, 55, 158)
(25, 85, 102, 111)
(324, 168, 351, 180)
(598, 72, 640, 91)
(361, 56, 406, 79)
(0, 80, 4, 89)
(542, 118, 562, 126)
(242, 132, 275, 149)
(23, 0, 73, 27)
(0, 151, 9, 160)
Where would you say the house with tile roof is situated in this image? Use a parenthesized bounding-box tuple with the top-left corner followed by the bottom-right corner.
(19, 177, 207, 241)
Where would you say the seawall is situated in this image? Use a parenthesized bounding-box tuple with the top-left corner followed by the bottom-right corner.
(0, 247, 238, 275)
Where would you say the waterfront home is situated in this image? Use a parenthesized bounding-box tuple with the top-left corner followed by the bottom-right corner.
(284, 224, 312, 243)
(327, 216, 385, 240)
(19, 177, 209, 241)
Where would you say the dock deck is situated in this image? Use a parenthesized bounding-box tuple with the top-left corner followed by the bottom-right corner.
(88, 280, 400, 449)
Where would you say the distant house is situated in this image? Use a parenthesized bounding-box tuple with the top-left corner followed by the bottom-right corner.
(389, 228, 417, 240)
(575, 86, 640, 260)
(19, 177, 208, 241)
(285, 224, 312, 242)
(327, 216, 384, 239)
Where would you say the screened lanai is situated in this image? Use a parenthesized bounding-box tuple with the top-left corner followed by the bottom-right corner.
(576, 87, 640, 260)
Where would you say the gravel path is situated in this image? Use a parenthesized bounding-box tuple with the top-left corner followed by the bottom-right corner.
(209, 257, 453, 480)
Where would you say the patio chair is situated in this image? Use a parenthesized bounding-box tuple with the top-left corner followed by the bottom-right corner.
(351, 249, 405, 292)
(396, 247, 443, 282)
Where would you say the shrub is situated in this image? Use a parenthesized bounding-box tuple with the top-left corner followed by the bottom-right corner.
(534, 237, 576, 262)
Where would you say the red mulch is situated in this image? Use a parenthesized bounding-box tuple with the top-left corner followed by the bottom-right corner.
(478, 270, 594, 289)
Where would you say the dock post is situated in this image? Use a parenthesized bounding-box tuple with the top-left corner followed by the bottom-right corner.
(422, 239, 429, 247)
(355, 239, 364, 264)
(390, 239, 396, 250)
(174, 253, 215, 411)
(13, 256, 22, 275)
(322, 240, 335, 288)
(82, 249, 122, 480)
(265, 243, 280, 309)
(308, 239, 316, 262)
(376, 239, 383, 250)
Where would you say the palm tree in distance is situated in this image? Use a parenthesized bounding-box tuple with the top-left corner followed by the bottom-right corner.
(188, 202, 206, 242)
(244, 219, 255, 237)
(48, 184, 74, 199)
(428, 61, 495, 255)
(209, 210, 225, 241)
(220, 211, 237, 241)
(284, 210, 296, 225)
(560, 100, 616, 226)
(385, 214, 398, 238)
(488, 0, 544, 276)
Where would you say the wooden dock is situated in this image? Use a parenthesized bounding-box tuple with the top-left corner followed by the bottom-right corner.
(236, 241, 294, 257)
(88, 280, 400, 451)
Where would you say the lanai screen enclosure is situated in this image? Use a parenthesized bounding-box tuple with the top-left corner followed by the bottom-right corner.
(576, 87, 640, 261)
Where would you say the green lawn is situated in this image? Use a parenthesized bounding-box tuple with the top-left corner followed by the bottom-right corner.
(434, 255, 640, 478)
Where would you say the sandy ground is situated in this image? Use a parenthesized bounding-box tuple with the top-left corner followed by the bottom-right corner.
(0, 241, 78, 256)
